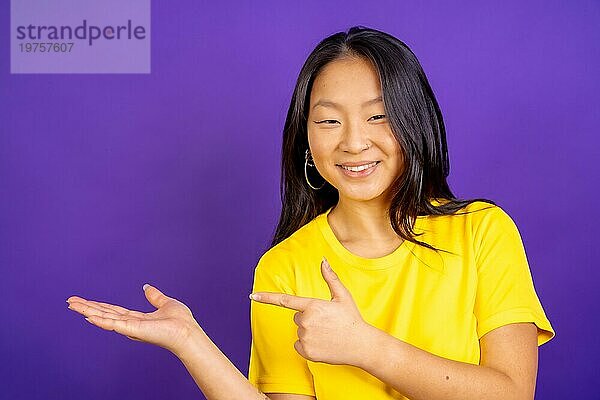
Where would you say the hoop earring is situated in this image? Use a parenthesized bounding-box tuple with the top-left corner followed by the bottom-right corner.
(304, 149, 325, 190)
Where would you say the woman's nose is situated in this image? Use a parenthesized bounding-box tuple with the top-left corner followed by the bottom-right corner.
(339, 122, 370, 153)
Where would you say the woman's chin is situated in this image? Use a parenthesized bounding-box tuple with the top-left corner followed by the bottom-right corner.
(336, 186, 387, 202)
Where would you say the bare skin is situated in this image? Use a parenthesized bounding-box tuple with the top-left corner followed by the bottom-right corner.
(67, 285, 278, 400)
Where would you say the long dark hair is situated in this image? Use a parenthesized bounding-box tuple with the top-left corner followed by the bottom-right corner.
(271, 25, 496, 252)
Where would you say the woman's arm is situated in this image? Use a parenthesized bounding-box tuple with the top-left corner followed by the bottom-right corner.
(67, 285, 276, 400)
(175, 323, 272, 400)
(356, 322, 539, 400)
(251, 259, 540, 400)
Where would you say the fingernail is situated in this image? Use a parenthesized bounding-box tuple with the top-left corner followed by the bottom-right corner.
(322, 256, 331, 269)
(84, 317, 93, 324)
(249, 293, 260, 301)
(142, 283, 149, 291)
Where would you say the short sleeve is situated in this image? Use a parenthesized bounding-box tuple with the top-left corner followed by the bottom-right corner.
(472, 206, 555, 346)
(247, 250, 316, 396)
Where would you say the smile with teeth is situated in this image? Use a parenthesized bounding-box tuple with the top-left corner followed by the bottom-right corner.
(339, 161, 379, 172)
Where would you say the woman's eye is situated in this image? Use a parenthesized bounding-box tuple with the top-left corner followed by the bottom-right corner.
(313, 115, 385, 124)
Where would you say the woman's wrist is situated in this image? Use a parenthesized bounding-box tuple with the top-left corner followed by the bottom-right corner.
(352, 322, 389, 370)
(171, 320, 208, 360)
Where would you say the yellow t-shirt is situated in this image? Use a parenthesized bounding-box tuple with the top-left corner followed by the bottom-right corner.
(247, 201, 555, 399)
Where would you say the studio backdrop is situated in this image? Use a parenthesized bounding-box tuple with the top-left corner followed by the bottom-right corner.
(1, 1, 598, 399)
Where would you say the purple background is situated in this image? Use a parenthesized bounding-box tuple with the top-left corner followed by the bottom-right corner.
(1, 1, 598, 398)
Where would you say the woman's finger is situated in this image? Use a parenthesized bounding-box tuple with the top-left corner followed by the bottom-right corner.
(67, 296, 147, 318)
(68, 301, 125, 320)
(86, 315, 139, 337)
(73, 300, 125, 316)
(143, 284, 173, 309)
(86, 300, 129, 315)
(86, 300, 146, 318)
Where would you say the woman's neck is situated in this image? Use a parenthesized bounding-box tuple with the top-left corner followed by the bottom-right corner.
(327, 198, 400, 244)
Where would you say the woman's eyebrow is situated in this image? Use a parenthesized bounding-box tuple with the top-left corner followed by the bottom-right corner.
(312, 96, 383, 110)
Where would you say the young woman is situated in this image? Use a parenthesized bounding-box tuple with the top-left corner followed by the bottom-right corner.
(67, 26, 555, 400)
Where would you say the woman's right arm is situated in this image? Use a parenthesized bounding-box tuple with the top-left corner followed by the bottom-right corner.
(67, 284, 313, 400)
(177, 324, 315, 400)
(174, 323, 268, 399)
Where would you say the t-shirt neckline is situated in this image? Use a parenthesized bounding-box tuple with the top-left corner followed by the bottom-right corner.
(316, 206, 415, 270)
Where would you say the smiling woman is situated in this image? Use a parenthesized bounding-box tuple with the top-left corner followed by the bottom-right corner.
(248, 25, 555, 400)
(67, 25, 555, 400)
(307, 57, 403, 208)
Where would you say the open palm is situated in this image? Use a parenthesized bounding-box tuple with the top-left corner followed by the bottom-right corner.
(67, 284, 200, 356)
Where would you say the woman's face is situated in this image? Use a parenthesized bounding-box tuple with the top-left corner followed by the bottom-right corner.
(307, 56, 404, 203)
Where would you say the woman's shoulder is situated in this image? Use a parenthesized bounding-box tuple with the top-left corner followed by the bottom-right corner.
(420, 199, 516, 239)
(430, 197, 498, 213)
(431, 198, 507, 221)
(460, 200, 513, 221)
(457, 200, 522, 240)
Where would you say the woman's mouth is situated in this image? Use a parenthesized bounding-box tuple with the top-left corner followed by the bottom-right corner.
(336, 161, 380, 178)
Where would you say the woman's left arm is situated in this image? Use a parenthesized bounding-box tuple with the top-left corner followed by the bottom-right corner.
(356, 321, 539, 400)
(251, 258, 541, 400)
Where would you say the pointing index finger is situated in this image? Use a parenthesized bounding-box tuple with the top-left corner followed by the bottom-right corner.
(250, 292, 315, 311)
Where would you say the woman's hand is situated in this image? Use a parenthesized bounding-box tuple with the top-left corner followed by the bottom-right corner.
(250, 257, 376, 367)
(67, 284, 201, 357)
